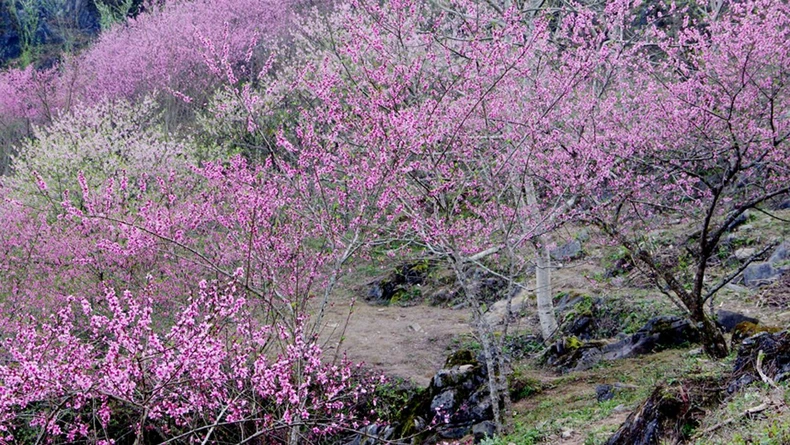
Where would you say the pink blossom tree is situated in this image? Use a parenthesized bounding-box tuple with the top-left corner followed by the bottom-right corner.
(567, 0, 790, 357)
(246, 0, 624, 432)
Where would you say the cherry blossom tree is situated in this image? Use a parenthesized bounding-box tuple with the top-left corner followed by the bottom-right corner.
(245, 0, 622, 432)
(570, 0, 790, 358)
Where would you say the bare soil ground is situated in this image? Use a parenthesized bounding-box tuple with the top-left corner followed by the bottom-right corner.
(318, 297, 472, 386)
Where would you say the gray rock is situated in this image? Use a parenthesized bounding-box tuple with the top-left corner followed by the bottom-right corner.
(550, 316, 702, 373)
(769, 242, 790, 267)
(483, 291, 530, 326)
(437, 425, 471, 440)
(716, 309, 759, 333)
(547, 338, 606, 373)
(392, 350, 492, 443)
(344, 423, 394, 445)
(468, 392, 493, 422)
(363, 261, 433, 305)
(596, 384, 615, 402)
(734, 248, 756, 261)
(432, 365, 475, 389)
(730, 330, 790, 393)
(742, 262, 779, 287)
(602, 316, 700, 361)
(725, 283, 749, 293)
(431, 389, 456, 413)
(472, 421, 497, 443)
(773, 199, 790, 210)
(551, 239, 583, 261)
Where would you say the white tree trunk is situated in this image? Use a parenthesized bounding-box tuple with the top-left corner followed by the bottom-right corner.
(534, 238, 558, 340)
(524, 177, 559, 340)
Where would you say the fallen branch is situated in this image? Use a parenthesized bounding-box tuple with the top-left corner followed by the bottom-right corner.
(695, 401, 770, 437)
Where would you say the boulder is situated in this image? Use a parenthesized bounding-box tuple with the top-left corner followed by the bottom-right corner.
(566, 314, 595, 339)
(769, 241, 790, 267)
(596, 384, 615, 402)
(774, 198, 790, 210)
(596, 383, 636, 403)
(715, 309, 758, 333)
(602, 316, 700, 361)
(344, 424, 395, 445)
(724, 211, 750, 232)
(483, 290, 530, 326)
(742, 262, 779, 287)
(364, 260, 433, 305)
(731, 322, 782, 348)
(547, 336, 607, 373)
(551, 239, 583, 261)
(548, 316, 701, 373)
(471, 421, 497, 443)
(392, 350, 494, 443)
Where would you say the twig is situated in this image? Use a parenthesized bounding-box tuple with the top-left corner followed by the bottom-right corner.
(695, 402, 770, 437)
(756, 350, 780, 391)
(753, 206, 790, 224)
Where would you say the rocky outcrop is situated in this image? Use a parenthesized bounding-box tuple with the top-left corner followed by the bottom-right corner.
(743, 262, 780, 287)
(391, 350, 495, 444)
(769, 241, 790, 266)
(606, 330, 790, 444)
(364, 262, 509, 307)
(364, 260, 434, 305)
(548, 316, 700, 373)
(483, 290, 530, 326)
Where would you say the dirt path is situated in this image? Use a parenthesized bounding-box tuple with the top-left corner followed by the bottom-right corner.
(317, 298, 472, 386)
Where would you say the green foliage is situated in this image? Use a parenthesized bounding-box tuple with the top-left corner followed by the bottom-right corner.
(389, 286, 422, 306)
(365, 378, 418, 423)
(450, 334, 482, 354)
(509, 366, 544, 401)
(95, 0, 135, 30)
(5, 0, 40, 66)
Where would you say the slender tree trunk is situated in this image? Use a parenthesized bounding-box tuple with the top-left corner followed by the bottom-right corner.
(452, 262, 510, 434)
(534, 238, 558, 340)
(524, 178, 559, 341)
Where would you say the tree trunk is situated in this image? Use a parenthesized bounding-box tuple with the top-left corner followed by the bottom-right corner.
(535, 238, 558, 340)
(524, 176, 559, 342)
(452, 263, 510, 434)
(690, 306, 729, 358)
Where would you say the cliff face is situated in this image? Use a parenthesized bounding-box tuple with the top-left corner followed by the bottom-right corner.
(0, 0, 101, 67)
(0, 7, 21, 63)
